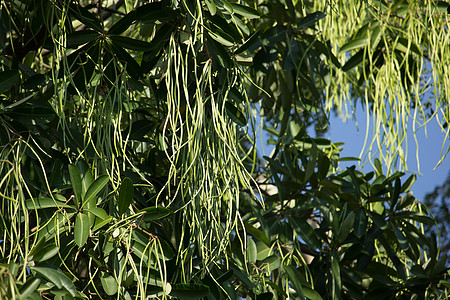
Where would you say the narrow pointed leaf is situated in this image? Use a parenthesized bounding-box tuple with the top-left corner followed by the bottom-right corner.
(68, 164, 82, 208)
(83, 175, 109, 209)
(170, 284, 209, 299)
(118, 177, 134, 215)
(74, 212, 90, 247)
(298, 11, 326, 30)
(69, 3, 102, 32)
(110, 35, 152, 51)
(66, 30, 99, 48)
(0, 70, 20, 92)
(230, 3, 260, 19)
(19, 277, 41, 299)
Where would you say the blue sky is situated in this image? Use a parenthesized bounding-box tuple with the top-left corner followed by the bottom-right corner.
(255, 105, 449, 202)
(325, 106, 449, 201)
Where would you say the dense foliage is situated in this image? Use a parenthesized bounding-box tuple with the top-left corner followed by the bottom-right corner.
(0, 0, 448, 299)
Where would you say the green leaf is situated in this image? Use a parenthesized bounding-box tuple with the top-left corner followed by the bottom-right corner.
(68, 164, 82, 208)
(85, 207, 108, 220)
(341, 37, 368, 52)
(136, 2, 174, 24)
(342, 49, 364, 71)
(83, 175, 109, 209)
(256, 241, 270, 261)
(32, 243, 59, 262)
(206, 35, 232, 68)
(92, 216, 113, 232)
(109, 42, 142, 78)
(244, 222, 270, 246)
(400, 174, 416, 193)
(338, 211, 355, 242)
(354, 210, 367, 238)
(0, 70, 20, 92)
(230, 3, 260, 19)
(225, 101, 246, 126)
(69, 3, 102, 32)
(235, 29, 260, 54)
(118, 177, 134, 215)
(246, 237, 257, 264)
(25, 197, 68, 210)
(205, 0, 216, 15)
(260, 255, 281, 273)
(304, 143, 318, 183)
(108, 11, 137, 35)
(32, 267, 62, 288)
(19, 277, 41, 299)
(303, 285, 323, 300)
(297, 11, 326, 30)
(170, 284, 210, 299)
(391, 223, 409, 250)
(54, 268, 77, 297)
(74, 213, 90, 247)
(284, 265, 306, 299)
(100, 272, 118, 296)
(140, 206, 171, 221)
(394, 37, 421, 56)
(66, 30, 99, 48)
(109, 35, 153, 51)
(331, 253, 341, 299)
(288, 216, 320, 249)
(208, 30, 235, 47)
(390, 177, 401, 211)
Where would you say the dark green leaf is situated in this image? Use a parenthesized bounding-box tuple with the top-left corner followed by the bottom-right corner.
(235, 30, 260, 54)
(342, 49, 364, 71)
(304, 143, 317, 183)
(140, 206, 171, 221)
(136, 2, 175, 24)
(230, 3, 260, 19)
(298, 11, 326, 30)
(74, 213, 90, 247)
(83, 175, 109, 209)
(32, 243, 59, 262)
(25, 197, 68, 210)
(340, 37, 368, 52)
(205, 0, 216, 15)
(108, 11, 137, 35)
(331, 253, 341, 299)
(170, 284, 209, 299)
(109, 42, 142, 78)
(0, 70, 20, 92)
(338, 211, 355, 242)
(259, 255, 280, 273)
(32, 267, 62, 289)
(109, 35, 153, 51)
(225, 101, 246, 126)
(288, 216, 320, 249)
(246, 237, 257, 263)
(19, 277, 41, 299)
(244, 222, 270, 246)
(23, 74, 45, 90)
(284, 265, 306, 298)
(66, 30, 99, 48)
(69, 3, 102, 32)
(118, 177, 134, 216)
(101, 272, 118, 296)
(400, 174, 416, 193)
(68, 164, 82, 208)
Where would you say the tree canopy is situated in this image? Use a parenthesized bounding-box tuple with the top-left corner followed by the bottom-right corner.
(0, 0, 449, 299)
